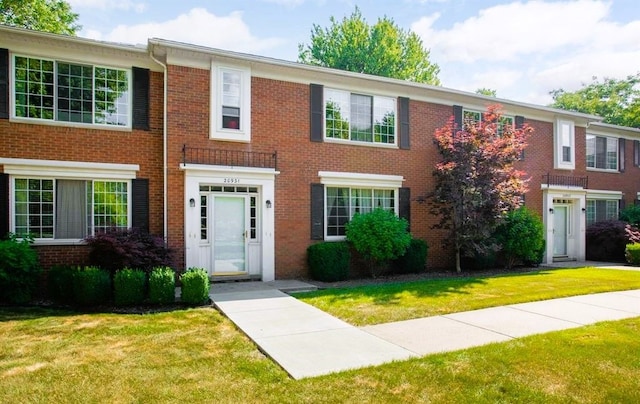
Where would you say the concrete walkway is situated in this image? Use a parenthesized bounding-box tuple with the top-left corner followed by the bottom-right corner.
(211, 272, 640, 379)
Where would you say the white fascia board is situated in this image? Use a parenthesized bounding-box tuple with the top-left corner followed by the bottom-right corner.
(586, 189, 623, 200)
(319, 171, 404, 188)
(180, 164, 279, 179)
(0, 158, 139, 179)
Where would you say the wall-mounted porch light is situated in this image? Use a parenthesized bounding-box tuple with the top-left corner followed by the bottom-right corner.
(581, 207, 586, 213)
(549, 208, 554, 214)
(266, 200, 272, 209)
(189, 198, 196, 207)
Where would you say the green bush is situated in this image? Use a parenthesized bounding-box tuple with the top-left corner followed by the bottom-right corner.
(73, 266, 111, 306)
(113, 268, 146, 306)
(494, 207, 544, 269)
(48, 264, 76, 304)
(180, 268, 209, 305)
(345, 208, 411, 276)
(620, 205, 640, 227)
(307, 241, 351, 282)
(393, 238, 428, 274)
(149, 266, 175, 305)
(0, 234, 41, 304)
(625, 243, 640, 266)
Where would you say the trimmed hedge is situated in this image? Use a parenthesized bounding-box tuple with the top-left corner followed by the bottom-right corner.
(114, 268, 146, 306)
(149, 266, 175, 305)
(180, 268, 210, 305)
(494, 207, 544, 268)
(626, 243, 640, 266)
(393, 238, 428, 274)
(73, 266, 112, 306)
(307, 241, 351, 282)
(0, 234, 41, 304)
(48, 265, 76, 304)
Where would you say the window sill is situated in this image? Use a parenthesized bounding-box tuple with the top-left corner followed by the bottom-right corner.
(324, 138, 399, 149)
(31, 239, 87, 246)
(10, 116, 132, 132)
(586, 168, 619, 174)
(210, 130, 251, 143)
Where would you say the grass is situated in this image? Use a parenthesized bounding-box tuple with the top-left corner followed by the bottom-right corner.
(294, 267, 640, 325)
(1, 307, 639, 403)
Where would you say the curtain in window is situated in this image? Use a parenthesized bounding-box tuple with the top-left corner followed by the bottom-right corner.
(55, 180, 86, 238)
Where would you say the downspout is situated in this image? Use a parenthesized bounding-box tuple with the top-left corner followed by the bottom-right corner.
(149, 44, 169, 245)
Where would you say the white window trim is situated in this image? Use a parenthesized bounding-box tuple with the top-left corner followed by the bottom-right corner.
(10, 54, 133, 130)
(586, 133, 619, 172)
(210, 63, 251, 142)
(554, 119, 575, 170)
(585, 189, 622, 201)
(319, 171, 404, 241)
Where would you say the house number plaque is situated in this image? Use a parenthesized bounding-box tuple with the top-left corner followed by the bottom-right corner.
(223, 178, 240, 184)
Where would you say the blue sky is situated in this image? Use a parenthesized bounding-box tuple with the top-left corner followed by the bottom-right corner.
(69, 0, 640, 105)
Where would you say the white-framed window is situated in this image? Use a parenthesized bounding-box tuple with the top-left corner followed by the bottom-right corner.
(586, 199, 619, 226)
(586, 134, 618, 171)
(324, 88, 396, 145)
(463, 109, 513, 135)
(210, 64, 251, 142)
(555, 119, 575, 170)
(12, 55, 131, 127)
(13, 178, 129, 240)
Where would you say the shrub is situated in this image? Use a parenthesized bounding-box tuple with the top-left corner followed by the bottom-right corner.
(180, 268, 209, 305)
(494, 207, 544, 269)
(345, 208, 411, 276)
(73, 266, 111, 306)
(393, 238, 428, 274)
(113, 268, 146, 306)
(625, 243, 640, 266)
(48, 264, 76, 304)
(620, 205, 640, 227)
(0, 234, 41, 304)
(84, 228, 173, 274)
(149, 266, 175, 305)
(307, 241, 351, 282)
(586, 220, 631, 262)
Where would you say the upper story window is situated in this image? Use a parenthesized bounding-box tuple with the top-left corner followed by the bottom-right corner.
(13, 55, 130, 127)
(554, 119, 575, 170)
(325, 88, 396, 145)
(211, 64, 251, 142)
(463, 109, 513, 135)
(586, 134, 618, 171)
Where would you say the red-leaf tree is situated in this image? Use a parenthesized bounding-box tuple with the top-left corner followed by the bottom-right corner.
(430, 104, 532, 272)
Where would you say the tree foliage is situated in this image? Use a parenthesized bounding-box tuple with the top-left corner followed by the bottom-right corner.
(0, 0, 80, 35)
(298, 7, 440, 85)
(549, 74, 640, 128)
(494, 207, 544, 269)
(430, 104, 531, 272)
(476, 88, 497, 97)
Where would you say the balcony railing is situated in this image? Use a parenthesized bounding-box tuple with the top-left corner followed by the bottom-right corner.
(182, 145, 277, 170)
(542, 173, 588, 189)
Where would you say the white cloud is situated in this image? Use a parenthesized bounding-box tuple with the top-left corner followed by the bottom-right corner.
(84, 8, 285, 53)
(68, 0, 146, 13)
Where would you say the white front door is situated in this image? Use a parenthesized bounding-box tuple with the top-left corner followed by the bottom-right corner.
(212, 196, 247, 274)
(553, 206, 568, 256)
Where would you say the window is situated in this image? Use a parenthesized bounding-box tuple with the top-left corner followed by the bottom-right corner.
(211, 65, 251, 142)
(555, 119, 575, 169)
(13, 55, 130, 127)
(325, 88, 396, 145)
(586, 199, 619, 226)
(586, 135, 618, 171)
(13, 178, 129, 240)
(463, 109, 513, 135)
(326, 187, 395, 237)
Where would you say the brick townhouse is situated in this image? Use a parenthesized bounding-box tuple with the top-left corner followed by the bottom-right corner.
(2, 25, 640, 281)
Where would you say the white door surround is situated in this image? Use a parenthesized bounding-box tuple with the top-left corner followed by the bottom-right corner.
(181, 164, 278, 281)
(541, 187, 586, 264)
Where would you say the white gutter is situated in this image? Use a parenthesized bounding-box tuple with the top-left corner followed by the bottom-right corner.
(149, 45, 169, 245)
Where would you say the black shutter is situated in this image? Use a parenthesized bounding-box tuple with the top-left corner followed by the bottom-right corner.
(310, 84, 323, 142)
(310, 183, 324, 240)
(131, 178, 149, 233)
(619, 199, 626, 213)
(515, 115, 525, 160)
(0, 174, 9, 238)
(0, 48, 9, 119)
(132, 67, 150, 131)
(453, 105, 463, 130)
(398, 97, 410, 150)
(635, 140, 640, 167)
(399, 187, 410, 231)
(619, 138, 626, 173)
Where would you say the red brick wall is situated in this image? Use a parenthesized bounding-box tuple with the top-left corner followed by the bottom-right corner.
(0, 71, 165, 270)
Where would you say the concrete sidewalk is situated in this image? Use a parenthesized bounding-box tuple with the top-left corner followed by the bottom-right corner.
(211, 282, 640, 379)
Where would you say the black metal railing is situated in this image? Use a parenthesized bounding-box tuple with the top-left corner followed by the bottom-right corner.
(542, 173, 588, 188)
(183, 145, 277, 170)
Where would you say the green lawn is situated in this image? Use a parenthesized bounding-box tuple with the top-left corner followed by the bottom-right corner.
(294, 267, 640, 325)
(1, 307, 639, 403)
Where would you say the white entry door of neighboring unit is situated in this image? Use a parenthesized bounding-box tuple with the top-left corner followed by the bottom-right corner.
(212, 196, 247, 274)
(553, 206, 568, 256)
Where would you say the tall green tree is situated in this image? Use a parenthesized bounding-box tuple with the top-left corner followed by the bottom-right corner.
(0, 0, 80, 35)
(549, 73, 640, 128)
(430, 105, 531, 272)
(298, 7, 440, 85)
